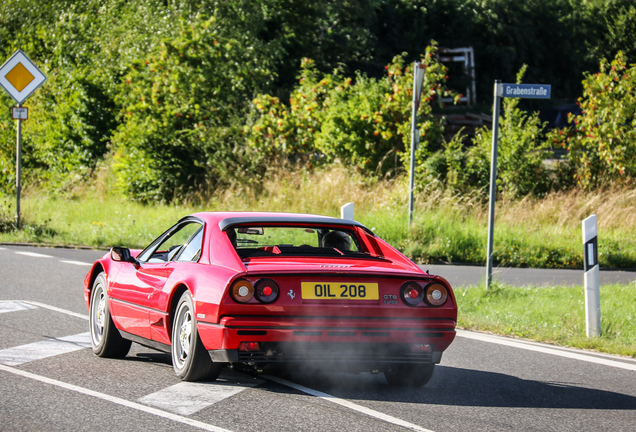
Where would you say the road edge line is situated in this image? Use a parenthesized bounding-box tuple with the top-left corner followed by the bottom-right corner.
(457, 330, 636, 371)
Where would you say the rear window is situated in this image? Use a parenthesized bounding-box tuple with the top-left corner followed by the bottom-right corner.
(226, 226, 371, 258)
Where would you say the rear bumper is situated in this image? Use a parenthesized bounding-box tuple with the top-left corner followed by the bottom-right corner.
(208, 343, 444, 366)
(198, 315, 456, 366)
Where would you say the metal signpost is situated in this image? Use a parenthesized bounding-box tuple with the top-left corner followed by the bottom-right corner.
(582, 215, 601, 337)
(485, 82, 551, 289)
(0, 50, 47, 228)
(408, 62, 426, 226)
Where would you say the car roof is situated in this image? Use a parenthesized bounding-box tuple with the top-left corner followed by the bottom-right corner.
(188, 211, 374, 235)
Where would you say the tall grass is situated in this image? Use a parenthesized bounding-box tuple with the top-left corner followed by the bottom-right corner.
(1, 164, 635, 268)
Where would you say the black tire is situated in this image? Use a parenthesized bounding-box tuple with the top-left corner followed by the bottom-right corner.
(171, 291, 223, 381)
(384, 363, 435, 387)
(89, 273, 132, 358)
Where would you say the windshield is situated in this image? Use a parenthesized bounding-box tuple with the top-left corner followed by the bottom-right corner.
(226, 226, 371, 258)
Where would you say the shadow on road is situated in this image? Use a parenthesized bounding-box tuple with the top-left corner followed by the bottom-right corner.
(264, 365, 636, 410)
(119, 347, 636, 410)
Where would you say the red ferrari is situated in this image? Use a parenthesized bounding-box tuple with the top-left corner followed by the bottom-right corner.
(84, 212, 457, 386)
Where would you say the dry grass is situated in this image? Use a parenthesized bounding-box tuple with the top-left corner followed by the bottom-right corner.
(210, 164, 399, 216)
(497, 188, 636, 233)
(2, 165, 636, 268)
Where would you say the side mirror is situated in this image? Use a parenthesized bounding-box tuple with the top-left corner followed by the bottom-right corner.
(111, 247, 140, 267)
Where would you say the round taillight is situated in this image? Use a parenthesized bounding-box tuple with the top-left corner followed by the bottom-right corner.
(400, 282, 424, 306)
(231, 279, 254, 303)
(254, 278, 279, 303)
(425, 283, 448, 306)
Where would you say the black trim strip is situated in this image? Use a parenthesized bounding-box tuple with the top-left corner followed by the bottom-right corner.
(327, 331, 357, 337)
(293, 331, 323, 336)
(110, 297, 168, 316)
(219, 314, 455, 323)
(223, 325, 454, 332)
(237, 330, 268, 336)
(118, 330, 171, 353)
(241, 272, 433, 280)
(361, 331, 390, 337)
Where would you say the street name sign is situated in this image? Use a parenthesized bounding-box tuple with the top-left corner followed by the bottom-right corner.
(0, 49, 47, 105)
(500, 83, 551, 99)
(485, 80, 552, 289)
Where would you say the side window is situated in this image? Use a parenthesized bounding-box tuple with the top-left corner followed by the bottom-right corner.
(138, 222, 202, 263)
(176, 227, 203, 262)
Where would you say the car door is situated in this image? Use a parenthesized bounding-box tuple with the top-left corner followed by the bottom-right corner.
(109, 220, 202, 340)
(147, 225, 204, 345)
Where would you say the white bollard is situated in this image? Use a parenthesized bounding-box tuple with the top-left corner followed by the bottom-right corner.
(341, 202, 354, 220)
(582, 215, 601, 337)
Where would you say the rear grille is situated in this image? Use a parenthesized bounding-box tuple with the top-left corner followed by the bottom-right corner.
(237, 342, 432, 364)
(237, 330, 268, 336)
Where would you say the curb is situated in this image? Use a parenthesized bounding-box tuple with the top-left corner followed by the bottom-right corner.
(0, 242, 109, 251)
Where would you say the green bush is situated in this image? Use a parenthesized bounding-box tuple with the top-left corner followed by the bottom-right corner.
(418, 66, 551, 198)
(113, 14, 275, 201)
(549, 52, 636, 189)
(246, 43, 455, 175)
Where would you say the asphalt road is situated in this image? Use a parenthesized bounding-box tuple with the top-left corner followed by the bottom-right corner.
(1, 245, 635, 432)
(422, 263, 636, 288)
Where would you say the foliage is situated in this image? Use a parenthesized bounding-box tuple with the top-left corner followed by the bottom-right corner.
(113, 14, 275, 201)
(549, 52, 636, 189)
(365, 0, 598, 102)
(418, 65, 551, 198)
(246, 43, 455, 174)
(470, 67, 551, 198)
(585, 0, 636, 68)
(2, 0, 636, 201)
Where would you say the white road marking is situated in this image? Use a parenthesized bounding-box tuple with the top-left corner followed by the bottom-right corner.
(59, 260, 93, 266)
(263, 375, 436, 432)
(139, 373, 264, 415)
(58, 332, 92, 347)
(0, 301, 38, 314)
(0, 364, 234, 432)
(21, 301, 89, 321)
(0, 332, 91, 366)
(457, 330, 636, 371)
(14, 251, 53, 258)
(0, 247, 7, 250)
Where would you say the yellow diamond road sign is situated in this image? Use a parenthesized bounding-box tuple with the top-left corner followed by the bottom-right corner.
(0, 49, 47, 105)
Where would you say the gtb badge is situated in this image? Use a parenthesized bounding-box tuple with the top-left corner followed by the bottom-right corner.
(383, 294, 397, 304)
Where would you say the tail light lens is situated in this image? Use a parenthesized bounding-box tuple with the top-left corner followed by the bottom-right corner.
(239, 342, 261, 352)
(231, 279, 254, 303)
(254, 278, 279, 303)
(425, 283, 448, 306)
(400, 281, 424, 306)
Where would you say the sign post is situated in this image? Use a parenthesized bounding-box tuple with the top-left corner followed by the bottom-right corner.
(0, 50, 47, 228)
(408, 62, 426, 226)
(485, 82, 551, 289)
(582, 215, 601, 337)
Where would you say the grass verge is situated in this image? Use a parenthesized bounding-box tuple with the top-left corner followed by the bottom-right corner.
(456, 283, 636, 358)
(0, 164, 635, 268)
